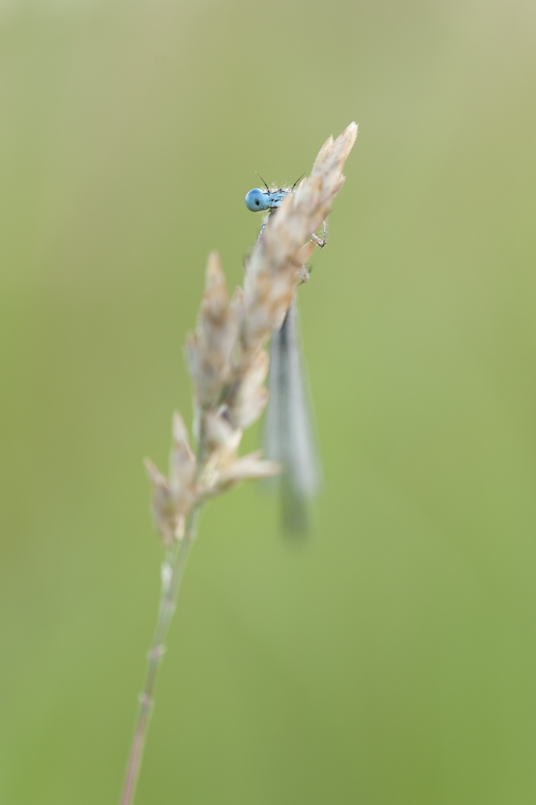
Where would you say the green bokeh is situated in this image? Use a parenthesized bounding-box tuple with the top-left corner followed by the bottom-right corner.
(2, 0, 536, 802)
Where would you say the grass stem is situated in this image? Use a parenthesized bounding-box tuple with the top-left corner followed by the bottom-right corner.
(119, 508, 199, 805)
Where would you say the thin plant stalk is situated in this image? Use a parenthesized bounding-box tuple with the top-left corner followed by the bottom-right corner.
(120, 507, 200, 805)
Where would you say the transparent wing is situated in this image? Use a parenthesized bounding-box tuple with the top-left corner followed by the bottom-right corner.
(264, 297, 322, 534)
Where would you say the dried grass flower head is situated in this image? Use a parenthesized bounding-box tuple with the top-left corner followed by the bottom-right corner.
(146, 122, 358, 545)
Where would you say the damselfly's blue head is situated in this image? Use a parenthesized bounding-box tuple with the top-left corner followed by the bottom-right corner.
(245, 187, 288, 212)
(245, 173, 305, 214)
(245, 188, 270, 211)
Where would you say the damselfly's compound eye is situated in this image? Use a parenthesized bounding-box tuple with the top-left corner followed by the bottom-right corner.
(245, 188, 267, 212)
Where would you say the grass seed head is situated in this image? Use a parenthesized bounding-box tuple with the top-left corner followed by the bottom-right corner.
(146, 123, 357, 543)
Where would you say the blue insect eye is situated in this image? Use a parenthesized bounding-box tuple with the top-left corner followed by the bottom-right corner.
(245, 188, 266, 212)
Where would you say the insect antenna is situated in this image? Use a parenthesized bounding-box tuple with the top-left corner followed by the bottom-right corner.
(291, 173, 305, 190)
(255, 171, 270, 191)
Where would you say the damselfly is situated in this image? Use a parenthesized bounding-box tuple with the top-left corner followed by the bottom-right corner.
(245, 176, 326, 533)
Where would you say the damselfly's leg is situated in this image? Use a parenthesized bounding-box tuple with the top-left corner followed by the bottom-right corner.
(255, 222, 266, 245)
(299, 265, 310, 283)
(288, 253, 310, 282)
(310, 218, 328, 248)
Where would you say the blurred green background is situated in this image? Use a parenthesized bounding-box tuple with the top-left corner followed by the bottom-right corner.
(1, 0, 536, 802)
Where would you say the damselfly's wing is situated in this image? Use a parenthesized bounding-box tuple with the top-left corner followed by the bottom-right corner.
(264, 297, 322, 534)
